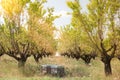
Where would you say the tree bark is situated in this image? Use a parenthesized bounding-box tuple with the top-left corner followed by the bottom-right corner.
(33, 55, 39, 63)
(33, 54, 42, 63)
(81, 54, 92, 64)
(18, 54, 28, 68)
(101, 56, 112, 76)
(0, 53, 3, 56)
(18, 60, 26, 68)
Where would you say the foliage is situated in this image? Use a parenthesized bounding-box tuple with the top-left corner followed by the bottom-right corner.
(0, 0, 57, 66)
(65, 0, 120, 76)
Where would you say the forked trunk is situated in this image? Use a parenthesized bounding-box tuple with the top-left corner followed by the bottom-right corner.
(34, 56, 39, 63)
(18, 56, 27, 68)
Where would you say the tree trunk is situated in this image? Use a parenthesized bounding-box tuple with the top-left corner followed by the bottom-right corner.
(101, 56, 112, 76)
(18, 60, 26, 68)
(104, 60, 112, 76)
(81, 55, 92, 64)
(33, 56, 39, 63)
(0, 53, 3, 57)
(33, 54, 43, 63)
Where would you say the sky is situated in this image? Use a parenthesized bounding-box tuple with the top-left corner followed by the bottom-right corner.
(0, 0, 89, 39)
(44, 0, 89, 29)
(0, 0, 89, 28)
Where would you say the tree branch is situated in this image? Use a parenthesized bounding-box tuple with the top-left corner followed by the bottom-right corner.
(106, 45, 113, 52)
(24, 43, 30, 54)
(111, 44, 117, 58)
(6, 51, 20, 61)
(78, 14, 102, 53)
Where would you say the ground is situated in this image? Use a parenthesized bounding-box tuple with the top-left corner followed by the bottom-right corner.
(0, 55, 120, 80)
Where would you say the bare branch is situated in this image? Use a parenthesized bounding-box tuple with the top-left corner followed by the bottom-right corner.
(6, 51, 20, 61)
(106, 45, 113, 52)
(24, 43, 30, 54)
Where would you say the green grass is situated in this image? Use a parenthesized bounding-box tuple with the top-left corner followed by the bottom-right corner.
(0, 55, 120, 80)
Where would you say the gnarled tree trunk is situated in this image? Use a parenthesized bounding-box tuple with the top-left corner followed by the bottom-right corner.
(81, 54, 92, 64)
(18, 60, 26, 68)
(33, 54, 42, 63)
(101, 55, 112, 76)
(18, 54, 30, 68)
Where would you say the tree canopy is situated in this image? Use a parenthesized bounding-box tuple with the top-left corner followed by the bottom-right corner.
(0, 0, 57, 66)
(58, 0, 120, 76)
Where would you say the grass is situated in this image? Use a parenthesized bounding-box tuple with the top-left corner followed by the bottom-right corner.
(0, 55, 120, 80)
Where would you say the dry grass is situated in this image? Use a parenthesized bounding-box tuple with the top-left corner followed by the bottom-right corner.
(0, 55, 120, 80)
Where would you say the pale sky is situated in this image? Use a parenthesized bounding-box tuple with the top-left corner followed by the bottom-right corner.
(0, 0, 89, 39)
(0, 0, 89, 27)
(43, 0, 89, 39)
(44, 0, 89, 29)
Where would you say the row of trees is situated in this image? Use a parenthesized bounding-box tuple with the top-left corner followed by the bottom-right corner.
(0, 0, 120, 77)
(58, 25, 97, 64)
(0, 0, 57, 67)
(58, 0, 120, 76)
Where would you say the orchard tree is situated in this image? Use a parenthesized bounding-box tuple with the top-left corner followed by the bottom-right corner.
(58, 25, 80, 53)
(0, 0, 57, 67)
(0, 0, 32, 67)
(28, 0, 57, 63)
(67, 0, 120, 76)
(58, 25, 97, 63)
